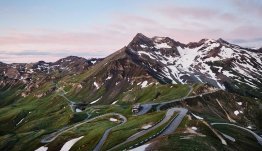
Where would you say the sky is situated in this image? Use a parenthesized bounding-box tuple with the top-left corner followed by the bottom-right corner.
(0, 0, 262, 63)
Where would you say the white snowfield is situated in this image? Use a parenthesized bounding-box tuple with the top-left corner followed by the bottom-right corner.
(60, 136, 84, 151)
(135, 38, 262, 90)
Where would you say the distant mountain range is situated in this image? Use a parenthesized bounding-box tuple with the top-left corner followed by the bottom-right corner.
(1, 33, 261, 100)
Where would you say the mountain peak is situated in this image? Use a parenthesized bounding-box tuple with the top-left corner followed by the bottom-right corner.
(131, 33, 152, 43)
(128, 33, 154, 48)
(216, 38, 230, 45)
(134, 33, 147, 38)
(257, 47, 262, 53)
(187, 39, 208, 48)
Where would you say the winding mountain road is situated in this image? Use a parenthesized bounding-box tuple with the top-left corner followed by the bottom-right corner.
(105, 87, 221, 150)
(160, 108, 188, 136)
(136, 86, 193, 116)
(94, 114, 127, 151)
(109, 108, 188, 151)
(136, 86, 219, 115)
(41, 113, 126, 143)
(211, 123, 262, 146)
(42, 85, 221, 150)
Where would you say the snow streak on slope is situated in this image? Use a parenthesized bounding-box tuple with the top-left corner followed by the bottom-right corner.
(60, 136, 84, 151)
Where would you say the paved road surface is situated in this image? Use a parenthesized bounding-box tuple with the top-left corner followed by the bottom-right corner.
(136, 86, 219, 115)
(156, 89, 219, 111)
(136, 104, 155, 115)
(136, 86, 193, 115)
(156, 86, 193, 111)
(45, 84, 220, 150)
(160, 108, 188, 135)
(109, 108, 187, 151)
(94, 114, 127, 151)
(41, 113, 126, 143)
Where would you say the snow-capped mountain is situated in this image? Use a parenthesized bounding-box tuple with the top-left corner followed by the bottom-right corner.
(126, 33, 262, 98)
(1, 33, 261, 99)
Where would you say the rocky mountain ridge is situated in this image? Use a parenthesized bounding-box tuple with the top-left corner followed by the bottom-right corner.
(125, 33, 262, 98)
(0, 56, 102, 80)
(1, 33, 261, 100)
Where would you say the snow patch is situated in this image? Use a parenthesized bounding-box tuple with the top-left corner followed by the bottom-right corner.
(105, 75, 112, 80)
(35, 146, 48, 151)
(109, 118, 118, 122)
(76, 108, 82, 112)
(16, 118, 24, 126)
(94, 82, 99, 89)
(223, 70, 235, 77)
(141, 81, 148, 88)
(191, 113, 203, 120)
(90, 97, 102, 104)
(237, 102, 242, 106)
(140, 44, 148, 48)
(234, 110, 240, 116)
(195, 75, 203, 83)
(154, 37, 165, 42)
(130, 143, 150, 151)
(142, 124, 152, 130)
(91, 60, 97, 64)
(138, 51, 156, 60)
(60, 136, 84, 151)
(111, 100, 118, 105)
(27, 69, 34, 73)
(154, 42, 171, 49)
(191, 127, 198, 131)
